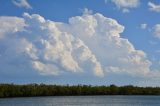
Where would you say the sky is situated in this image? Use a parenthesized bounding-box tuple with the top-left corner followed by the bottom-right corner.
(0, 0, 160, 86)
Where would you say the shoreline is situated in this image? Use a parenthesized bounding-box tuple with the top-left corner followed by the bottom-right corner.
(1, 84, 160, 98)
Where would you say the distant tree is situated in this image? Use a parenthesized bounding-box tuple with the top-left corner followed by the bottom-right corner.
(0, 84, 160, 98)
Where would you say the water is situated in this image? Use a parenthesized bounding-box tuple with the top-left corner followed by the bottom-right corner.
(0, 96, 160, 106)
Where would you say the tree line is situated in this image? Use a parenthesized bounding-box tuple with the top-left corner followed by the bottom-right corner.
(0, 84, 160, 98)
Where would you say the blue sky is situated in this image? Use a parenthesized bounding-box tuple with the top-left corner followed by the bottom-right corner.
(0, 0, 160, 86)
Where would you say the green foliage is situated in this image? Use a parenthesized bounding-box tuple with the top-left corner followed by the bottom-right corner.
(0, 84, 160, 98)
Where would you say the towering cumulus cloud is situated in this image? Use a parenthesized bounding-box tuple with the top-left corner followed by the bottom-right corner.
(0, 12, 153, 78)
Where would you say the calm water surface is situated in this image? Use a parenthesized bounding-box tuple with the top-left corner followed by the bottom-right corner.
(0, 96, 160, 106)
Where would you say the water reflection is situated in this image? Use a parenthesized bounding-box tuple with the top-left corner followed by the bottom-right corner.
(0, 96, 160, 106)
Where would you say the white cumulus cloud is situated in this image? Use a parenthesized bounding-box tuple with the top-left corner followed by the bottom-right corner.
(12, 0, 32, 9)
(111, 0, 140, 13)
(148, 1, 160, 13)
(0, 12, 157, 79)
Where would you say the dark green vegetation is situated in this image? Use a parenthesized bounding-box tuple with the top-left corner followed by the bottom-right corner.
(0, 84, 160, 98)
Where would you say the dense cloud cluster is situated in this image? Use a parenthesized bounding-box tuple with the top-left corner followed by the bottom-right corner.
(0, 12, 154, 78)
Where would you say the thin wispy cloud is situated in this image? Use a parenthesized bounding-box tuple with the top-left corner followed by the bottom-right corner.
(153, 24, 160, 39)
(12, 0, 32, 9)
(140, 23, 147, 30)
(148, 1, 160, 13)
